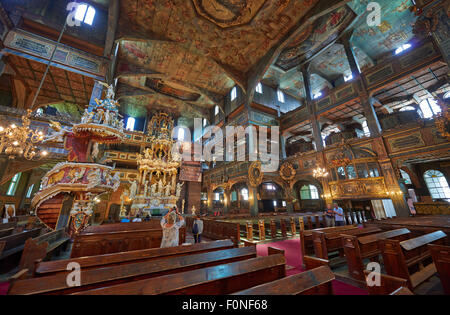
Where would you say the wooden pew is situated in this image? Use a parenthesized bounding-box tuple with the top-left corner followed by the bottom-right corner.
(0, 241, 5, 257)
(73, 254, 286, 295)
(0, 228, 42, 271)
(71, 226, 186, 258)
(82, 221, 161, 233)
(428, 244, 450, 294)
(0, 222, 17, 231)
(17, 229, 71, 275)
(312, 226, 382, 261)
(303, 255, 330, 270)
(380, 230, 447, 290)
(342, 228, 412, 281)
(0, 228, 14, 238)
(364, 270, 409, 295)
(34, 239, 236, 277)
(299, 225, 359, 265)
(232, 266, 334, 295)
(8, 246, 258, 295)
(185, 217, 240, 245)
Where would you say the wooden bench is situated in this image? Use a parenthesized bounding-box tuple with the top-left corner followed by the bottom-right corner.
(232, 266, 334, 295)
(73, 254, 286, 295)
(17, 229, 71, 275)
(82, 221, 161, 233)
(33, 239, 235, 277)
(364, 270, 410, 295)
(0, 222, 17, 230)
(343, 228, 412, 281)
(312, 226, 382, 261)
(380, 230, 447, 290)
(8, 246, 258, 295)
(71, 226, 186, 258)
(299, 225, 359, 265)
(428, 244, 450, 294)
(186, 217, 240, 245)
(0, 228, 43, 271)
(0, 228, 14, 238)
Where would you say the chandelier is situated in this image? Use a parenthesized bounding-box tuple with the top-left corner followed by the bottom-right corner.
(313, 166, 329, 179)
(0, 110, 48, 160)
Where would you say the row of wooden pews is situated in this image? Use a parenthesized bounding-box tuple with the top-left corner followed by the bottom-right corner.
(71, 222, 186, 257)
(7, 237, 343, 295)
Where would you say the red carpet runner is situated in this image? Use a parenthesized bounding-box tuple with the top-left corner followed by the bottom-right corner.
(256, 239, 368, 295)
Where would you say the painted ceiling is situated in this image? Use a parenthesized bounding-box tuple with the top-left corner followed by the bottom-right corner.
(275, 5, 356, 71)
(115, 0, 322, 119)
(348, 0, 417, 61)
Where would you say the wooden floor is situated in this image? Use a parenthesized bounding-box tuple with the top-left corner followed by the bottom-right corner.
(365, 215, 450, 233)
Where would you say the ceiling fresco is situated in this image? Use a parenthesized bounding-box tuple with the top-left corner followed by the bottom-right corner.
(114, 0, 331, 119)
(310, 44, 374, 81)
(275, 5, 356, 71)
(262, 66, 332, 101)
(348, 0, 417, 61)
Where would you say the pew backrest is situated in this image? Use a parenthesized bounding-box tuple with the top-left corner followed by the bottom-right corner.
(232, 266, 334, 295)
(73, 254, 286, 295)
(0, 228, 14, 238)
(9, 246, 258, 295)
(35, 239, 235, 277)
(0, 228, 42, 258)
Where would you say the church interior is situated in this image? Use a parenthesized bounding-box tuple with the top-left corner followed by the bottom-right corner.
(0, 0, 449, 296)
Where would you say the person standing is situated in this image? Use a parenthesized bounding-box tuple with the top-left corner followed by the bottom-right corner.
(333, 203, 345, 226)
(160, 207, 185, 248)
(192, 215, 203, 243)
(324, 204, 335, 227)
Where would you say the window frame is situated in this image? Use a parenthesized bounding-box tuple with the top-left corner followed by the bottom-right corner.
(6, 173, 22, 196)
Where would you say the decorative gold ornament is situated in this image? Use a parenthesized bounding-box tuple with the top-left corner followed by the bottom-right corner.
(0, 109, 47, 160)
(313, 166, 329, 179)
(279, 162, 296, 182)
(248, 161, 263, 187)
(435, 107, 450, 141)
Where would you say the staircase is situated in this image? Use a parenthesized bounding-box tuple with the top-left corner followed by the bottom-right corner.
(35, 193, 66, 230)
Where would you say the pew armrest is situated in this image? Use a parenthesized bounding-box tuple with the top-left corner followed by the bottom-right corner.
(390, 287, 414, 295)
(268, 247, 285, 257)
(303, 255, 330, 270)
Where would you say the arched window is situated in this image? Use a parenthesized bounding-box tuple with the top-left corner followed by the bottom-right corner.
(75, 3, 96, 25)
(400, 169, 412, 185)
(300, 185, 319, 200)
(126, 117, 135, 131)
(419, 98, 441, 119)
(399, 106, 415, 112)
(241, 188, 249, 201)
(6, 173, 22, 196)
(424, 170, 450, 201)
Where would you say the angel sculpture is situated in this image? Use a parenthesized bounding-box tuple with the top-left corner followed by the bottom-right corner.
(176, 182, 184, 197)
(129, 179, 138, 200)
(91, 142, 100, 160)
(44, 121, 71, 143)
(165, 184, 172, 197)
(151, 183, 157, 196)
(86, 168, 102, 189)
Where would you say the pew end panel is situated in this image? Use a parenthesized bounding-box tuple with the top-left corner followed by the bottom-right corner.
(363, 270, 409, 295)
(428, 244, 450, 295)
(268, 247, 285, 257)
(303, 255, 330, 270)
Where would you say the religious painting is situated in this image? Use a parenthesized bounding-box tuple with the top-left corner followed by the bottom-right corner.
(4, 204, 15, 219)
(145, 79, 201, 102)
(275, 6, 355, 71)
(179, 162, 203, 182)
(192, 0, 267, 28)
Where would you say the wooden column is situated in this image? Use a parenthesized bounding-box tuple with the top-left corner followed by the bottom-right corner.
(270, 219, 277, 239)
(280, 219, 287, 238)
(258, 220, 266, 241)
(290, 217, 296, 236)
(300, 65, 323, 151)
(246, 221, 253, 241)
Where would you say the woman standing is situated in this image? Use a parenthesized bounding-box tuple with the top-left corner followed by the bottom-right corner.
(160, 207, 185, 248)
